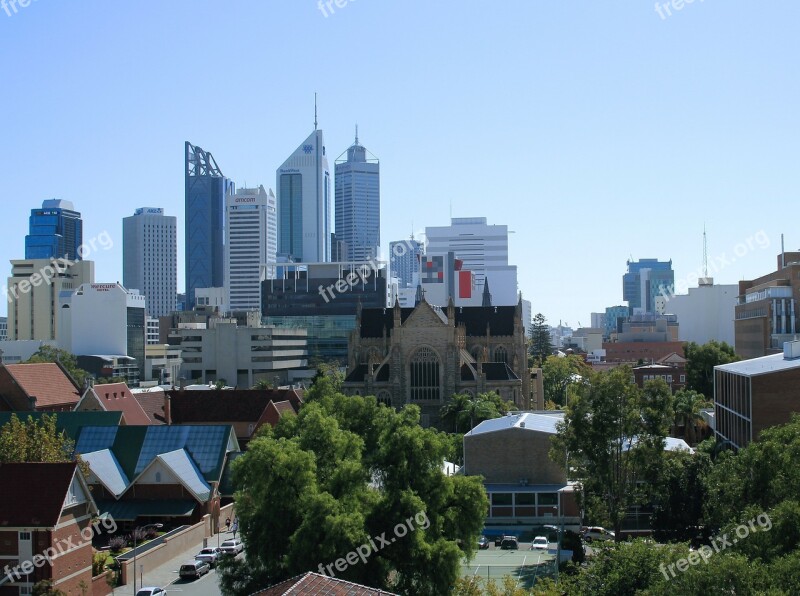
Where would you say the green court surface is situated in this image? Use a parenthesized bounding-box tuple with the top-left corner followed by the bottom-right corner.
(461, 549, 555, 589)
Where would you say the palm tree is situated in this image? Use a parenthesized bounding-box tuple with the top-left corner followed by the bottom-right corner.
(252, 379, 271, 390)
(457, 395, 500, 433)
(672, 390, 707, 445)
(440, 394, 472, 433)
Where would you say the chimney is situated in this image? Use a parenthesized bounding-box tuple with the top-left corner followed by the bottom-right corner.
(163, 391, 172, 424)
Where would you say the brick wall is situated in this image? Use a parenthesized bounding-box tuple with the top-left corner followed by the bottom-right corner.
(464, 428, 566, 484)
(752, 368, 800, 440)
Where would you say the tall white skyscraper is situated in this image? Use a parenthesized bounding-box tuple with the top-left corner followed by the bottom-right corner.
(335, 129, 380, 262)
(425, 217, 518, 305)
(123, 208, 177, 318)
(277, 128, 331, 263)
(225, 186, 277, 311)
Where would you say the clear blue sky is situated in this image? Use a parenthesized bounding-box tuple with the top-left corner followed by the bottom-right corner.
(1, 1, 798, 326)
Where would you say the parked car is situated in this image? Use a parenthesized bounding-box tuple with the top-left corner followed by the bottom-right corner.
(195, 547, 223, 567)
(478, 536, 490, 550)
(500, 536, 519, 550)
(220, 538, 245, 555)
(179, 559, 210, 579)
(530, 536, 549, 550)
(494, 535, 504, 547)
(582, 526, 615, 543)
(136, 589, 166, 596)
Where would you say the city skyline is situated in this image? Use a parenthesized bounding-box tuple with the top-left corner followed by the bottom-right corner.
(0, 1, 797, 326)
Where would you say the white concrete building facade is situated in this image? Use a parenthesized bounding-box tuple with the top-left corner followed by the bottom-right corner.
(666, 279, 737, 346)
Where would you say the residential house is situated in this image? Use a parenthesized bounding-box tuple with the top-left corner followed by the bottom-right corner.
(0, 363, 82, 412)
(74, 382, 151, 425)
(76, 425, 239, 527)
(0, 462, 99, 596)
(254, 572, 398, 595)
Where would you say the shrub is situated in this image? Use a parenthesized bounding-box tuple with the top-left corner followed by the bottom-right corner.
(92, 552, 107, 576)
(108, 536, 126, 552)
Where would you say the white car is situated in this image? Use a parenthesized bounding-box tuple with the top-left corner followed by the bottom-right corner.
(220, 538, 244, 555)
(531, 536, 549, 550)
(582, 526, 616, 542)
(195, 547, 223, 567)
(136, 588, 166, 596)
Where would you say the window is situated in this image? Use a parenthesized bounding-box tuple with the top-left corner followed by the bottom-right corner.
(492, 493, 512, 506)
(410, 347, 440, 401)
(494, 346, 508, 364)
(538, 493, 558, 506)
(680, 375, 686, 383)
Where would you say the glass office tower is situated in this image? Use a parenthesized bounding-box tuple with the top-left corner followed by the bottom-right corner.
(185, 142, 234, 309)
(335, 130, 380, 262)
(25, 199, 83, 261)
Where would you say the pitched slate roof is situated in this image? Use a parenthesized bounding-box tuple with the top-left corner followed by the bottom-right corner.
(85, 382, 152, 425)
(83, 449, 129, 497)
(481, 362, 521, 381)
(254, 572, 398, 595)
(168, 389, 301, 424)
(0, 411, 122, 442)
(3, 363, 82, 409)
(75, 425, 239, 484)
(0, 462, 79, 528)
(358, 305, 517, 338)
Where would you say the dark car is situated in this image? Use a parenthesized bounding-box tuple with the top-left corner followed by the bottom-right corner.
(500, 536, 519, 550)
(478, 536, 490, 550)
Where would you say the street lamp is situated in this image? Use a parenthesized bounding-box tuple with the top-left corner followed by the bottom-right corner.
(132, 522, 163, 594)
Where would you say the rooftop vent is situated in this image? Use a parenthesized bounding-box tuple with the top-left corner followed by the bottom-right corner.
(784, 340, 800, 360)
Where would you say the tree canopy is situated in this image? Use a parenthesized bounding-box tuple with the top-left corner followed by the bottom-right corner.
(683, 340, 739, 400)
(0, 413, 77, 464)
(24, 345, 91, 388)
(529, 313, 554, 367)
(439, 391, 514, 434)
(541, 354, 591, 408)
(220, 385, 488, 595)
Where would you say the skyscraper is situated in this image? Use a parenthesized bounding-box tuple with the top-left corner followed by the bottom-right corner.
(390, 237, 424, 288)
(123, 208, 177, 318)
(225, 186, 277, 312)
(335, 129, 380, 262)
(185, 142, 234, 309)
(25, 199, 83, 261)
(623, 258, 674, 314)
(277, 128, 331, 263)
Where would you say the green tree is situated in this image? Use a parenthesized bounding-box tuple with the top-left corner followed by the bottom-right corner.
(0, 414, 77, 464)
(541, 355, 591, 407)
(551, 370, 673, 537)
(24, 345, 91, 388)
(252, 379, 272, 390)
(529, 312, 554, 367)
(440, 392, 506, 434)
(683, 340, 739, 400)
(32, 579, 66, 596)
(671, 389, 709, 444)
(650, 450, 711, 542)
(222, 389, 488, 595)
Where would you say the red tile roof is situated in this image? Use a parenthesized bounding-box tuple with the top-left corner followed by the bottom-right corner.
(254, 572, 397, 595)
(88, 382, 151, 425)
(256, 400, 297, 430)
(132, 390, 168, 424)
(0, 462, 78, 527)
(4, 363, 82, 409)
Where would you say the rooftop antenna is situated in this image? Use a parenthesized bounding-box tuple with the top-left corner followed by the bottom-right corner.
(703, 224, 708, 277)
(355, 124, 359, 145)
(314, 93, 318, 130)
(782, 233, 786, 268)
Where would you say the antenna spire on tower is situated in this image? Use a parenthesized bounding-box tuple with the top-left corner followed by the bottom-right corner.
(703, 225, 708, 278)
(355, 124, 359, 145)
(314, 93, 318, 130)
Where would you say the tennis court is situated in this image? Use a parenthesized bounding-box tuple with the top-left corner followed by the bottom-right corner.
(461, 548, 555, 589)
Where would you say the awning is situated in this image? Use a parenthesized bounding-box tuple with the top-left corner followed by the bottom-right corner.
(96, 500, 197, 522)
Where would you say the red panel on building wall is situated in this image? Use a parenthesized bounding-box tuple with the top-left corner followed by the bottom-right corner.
(459, 271, 472, 298)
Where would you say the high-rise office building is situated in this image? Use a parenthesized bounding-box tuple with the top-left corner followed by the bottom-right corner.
(25, 199, 83, 261)
(185, 142, 234, 309)
(123, 208, 177, 318)
(425, 217, 518, 305)
(390, 238, 424, 288)
(225, 186, 277, 312)
(277, 128, 331, 263)
(7, 258, 94, 341)
(623, 259, 674, 314)
(335, 130, 380, 262)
